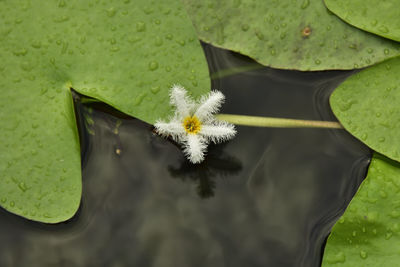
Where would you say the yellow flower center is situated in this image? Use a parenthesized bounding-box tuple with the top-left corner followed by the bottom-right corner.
(183, 116, 201, 134)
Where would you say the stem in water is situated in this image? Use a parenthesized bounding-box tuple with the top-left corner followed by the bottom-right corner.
(216, 114, 343, 129)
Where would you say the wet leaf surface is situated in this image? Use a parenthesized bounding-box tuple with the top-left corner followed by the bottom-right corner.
(325, 0, 400, 42)
(323, 153, 400, 266)
(0, 0, 209, 222)
(330, 57, 400, 162)
(183, 0, 400, 70)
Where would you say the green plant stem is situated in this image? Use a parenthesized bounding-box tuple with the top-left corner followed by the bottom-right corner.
(210, 64, 265, 80)
(216, 114, 343, 129)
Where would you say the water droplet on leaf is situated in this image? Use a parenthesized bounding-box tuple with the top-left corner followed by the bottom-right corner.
(150, 86, 160, 94)
(155, 37, 163, 46)
(148, 61, 159, 71)
(107, 7, 116, 17)
(360, 250, 368, 259)
(301, 0, 310, 9)
(13, 48, 28, 56)
(136, 21, 146, 32)
(378, 25, 389, 33)
(18, 182, 27, 192)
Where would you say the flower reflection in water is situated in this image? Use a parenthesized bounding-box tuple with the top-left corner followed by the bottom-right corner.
(168, 144, 242, 198)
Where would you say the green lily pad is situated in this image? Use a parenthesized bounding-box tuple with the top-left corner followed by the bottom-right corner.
(182, 0, 400, 71)
(330, 57, 400, 162)
(324, 0, 400, 42)
(323, 153, 400, 266)
(0, 0, 209, 223)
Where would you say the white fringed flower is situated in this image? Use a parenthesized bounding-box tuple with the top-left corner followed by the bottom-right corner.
(155, 85, 236, 164)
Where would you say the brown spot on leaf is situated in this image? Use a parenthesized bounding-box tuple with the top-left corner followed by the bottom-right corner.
(302, 26, 312, 38)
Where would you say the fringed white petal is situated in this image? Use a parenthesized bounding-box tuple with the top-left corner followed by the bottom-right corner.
(199, 121, 236, 143)
(194, 90, 225, 121)
(154, 86, 236, 164)
(182, 134, 208, 164)
(170, 84, 194, 117)
(154, 120, 185, 141)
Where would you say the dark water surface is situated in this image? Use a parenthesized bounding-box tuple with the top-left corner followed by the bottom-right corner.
(0, 44, 371, 267)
